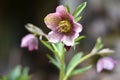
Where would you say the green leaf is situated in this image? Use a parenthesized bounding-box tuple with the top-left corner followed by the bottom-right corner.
(16, 66, 30, 80)
(47, 54, 60, 69)
(67, 52, 83, 73)
(74, 35, 85, 50)
(65, 3, 70, 13)
(8, 65, 22, 80)
(91, 37, 104, 54)
(94, 37, 104, 52)
(21, 67, 29, 77)
(72, 2, 87, 18)
(17, 76, 30, 80)
(40, 40, 54, 52)
(75, 16, 82, 22)
(51, 42, 66, 58)
(75, 35, 85, 42)
(70, 65, 92, 76)
(41, 40, 61, 59)
(25, 23, 47, 37)
(54, 42, 65, 56)
(0, 75, 7, 80)
(96, 37, 104, 51)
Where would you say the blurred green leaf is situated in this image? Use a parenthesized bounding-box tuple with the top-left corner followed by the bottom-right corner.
(91, 37, 104, 54)
(16, 66, 30, 80)
(75, 35, 85, 42)
(17, 76, 30, 80)
(73, 2, 87, 18)
(65, 3, 70, 13)
(67, 52, 83, 73)
(40, 40, 54, 52)
(75, 16, 82, 22)
(6, 65, 31, 80)
(70, 65, 92, 76)
(8, 65, 22, 80)
(54, 42, 65, 56)
(95, 37, 104, 51)
(47, 54, 60, 69)
(21, 67, 29, 77)
(0, 75, 7, 80)
(51, 42, 66, 58)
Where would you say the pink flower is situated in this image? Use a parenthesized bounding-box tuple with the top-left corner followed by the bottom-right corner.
(44, 5, 82, 46)
(21, 34, 38, 51)
(96, 57, 116, 72)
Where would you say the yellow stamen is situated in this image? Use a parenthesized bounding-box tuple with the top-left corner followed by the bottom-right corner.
(58, 20, 71, 33)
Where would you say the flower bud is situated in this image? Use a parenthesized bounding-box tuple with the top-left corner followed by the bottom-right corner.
(96, 57, 116, 72)
(21, 34, 38, 51)
(98, 48, 115, 56)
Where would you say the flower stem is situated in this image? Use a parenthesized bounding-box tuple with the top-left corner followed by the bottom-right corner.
(59, 52, 65, 80)
(59, 63, 65, 80)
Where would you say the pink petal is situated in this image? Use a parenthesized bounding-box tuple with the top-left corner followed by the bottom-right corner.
(28, 37, 38, 51)
(28, 45, 35, 51)
(96, 59, 104, 72)
(62, 35, 74, 46)
(21, 34, 39, 51)
(103, 57, 116, 70)
(48, 31, 63, 43)
(62, 31, 80, 46)
(56, 5, 70, 19)
(96, 57, 116, 72)
(21, 34, 35, 47)
(44, 13, 62, 31)
(28, 44, 38, 51)
(73, 21, 83, 33)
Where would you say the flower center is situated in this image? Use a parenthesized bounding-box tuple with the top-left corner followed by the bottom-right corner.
(58, 20, 71, 33)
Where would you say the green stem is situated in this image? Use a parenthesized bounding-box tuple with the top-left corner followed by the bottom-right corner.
(59, 52, 65, 80)
(59, 62, 64, 80)
(63, 53, 94, 80)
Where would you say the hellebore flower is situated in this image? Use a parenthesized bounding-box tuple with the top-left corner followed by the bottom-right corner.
(96, 57, 116, 72)
(21, 34, 38, 51)
(44, 5, 82, 46)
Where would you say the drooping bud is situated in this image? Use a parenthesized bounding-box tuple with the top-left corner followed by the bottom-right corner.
(21, 34, 38, 51)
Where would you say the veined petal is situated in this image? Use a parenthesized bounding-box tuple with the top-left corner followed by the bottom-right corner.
(62, 32, 80, 46)
(73, 21, 83, 33)
(44, 13, 62, 31)
(48, 31, 63, 43)
(62, 35, 74, 46)
(56, 5, 69, 19)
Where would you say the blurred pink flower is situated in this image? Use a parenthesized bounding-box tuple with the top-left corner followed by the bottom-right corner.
(44, 5, 82, 46)
(21, 34, 38, 51)
(96, 57, 116, 72)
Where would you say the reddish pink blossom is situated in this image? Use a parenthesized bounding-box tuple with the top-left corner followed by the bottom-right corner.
(96, 57, 116, 72)
(44, 5, 82, 46)
(21, 34, 38, 51)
